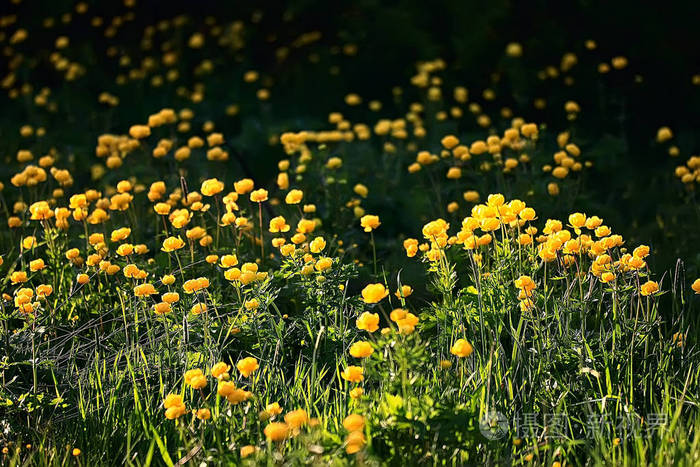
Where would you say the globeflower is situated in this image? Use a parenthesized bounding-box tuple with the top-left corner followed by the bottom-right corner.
(514, 275, 536, 295)
(217, 381, 237, 398)
(269, 216, 290, 233)
(315, 257, 333, 272)
(264, 422, 289, 442)
(185, 369, 207, 389)
(450, 339, 473, 358)
(345, 431, 366, 454)
(11, 271, 28, 284)
(361, 283, 388, 304)
(134, 283, 157, 296)
(360, 215, 380, 232)
(285, 189, 303, 204)
(309, 236, 326, 253)
(395, 285, 413, 298)
(349, 341, 374, 358)
(691, 278, 700, 294)
(341, 366, 364, 383)
(234, 178, 254, 194)
(201, 178, 224, 196)
(250, 189, 268, 203)
(237, 357, 259, 377)
(284, 409, 309, 429)
(163, 393, 187, 419)
(153, 302, 172, 314)
(343, 414, 365, 432)
(353, 184, 368, 198)
(211, 362, 231, 380)
(356, 312, 379, 333)
(640, 281, 659, 296)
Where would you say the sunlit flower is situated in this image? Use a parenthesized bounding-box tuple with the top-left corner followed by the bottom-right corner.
(361, 283, 389, 303)
(341, 366, 364, 383)
(349, 341, 374, 358)
(360, 215, 380, 232)
(237, 357, 259, 377)
(450, 339, 473, 358)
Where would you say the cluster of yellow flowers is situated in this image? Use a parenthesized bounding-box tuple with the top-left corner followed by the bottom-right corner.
(404, 193, 662, 300)
(674, 155, 700, 187)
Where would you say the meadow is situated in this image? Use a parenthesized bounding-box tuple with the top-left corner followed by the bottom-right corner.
(1, 0, 700, 465)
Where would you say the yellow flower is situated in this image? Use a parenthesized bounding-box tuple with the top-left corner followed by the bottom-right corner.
(153, 302, 172, 314)
(22, 236, 37, 249)
(237, 357, 259, 377)
(162, 274, 176, 285)
(450, 339, 473, 358)
(353, 184, 368, 198)
(163, 394, 183, 409)
(657, 126, 673, 143)
(640, 281, 659, 296)
(349, 387, 364, 399)
(390, 308, 407, 322)
(446, 167, 462, 179)
(285, 189, 304, 204)
(360, 215, 380, 232)
(116, 244, 134, 256)
(505, 42, 523, 57)
(633, 245, 650, 258)
(110, 227, 131, 242)
(240, 445, 257, 458)
(29, 201, 53, 220)
(315, 257, 333, 272)
(250, 189, 268, 203)
(395, 285, 413, 299)
(36, 284, 53, 298)
(196, 408, 211, 420)
(356, 312, 380, 333)
(345, 430, 366, 454)
(269, 216, 290, 233)
(29, 258, 45, 271)
(264, 422, 289, 442)
(162, 236, 185, 252)
(129, 125, 151, 139)
(601, 272, 616, 283)
(245, 298, 260, 310)
(217, 381, 237, 397)
(341, 366, 364, 383)
(265, 402, 284, 416)
(72, 448, 81, 456)
(441, 135, 459, 149)
(343, 414, 365, 432)
(568, 212, 586, 229)
(201, 178, 224, 196)
(211, 362, 231, 380)
(297, 219, 316, 234)
(309, 236, 326, 253)
(284, 409, 309, 428)
(234, 178, 254, 194)
(165, 403, 187, 420)
(185, 369, 207, 389)
(691, 278, 700, 295)
(134, 283, 157, 296)
(360, 283, 388, 303)
(349, 341, 374, 358)
(227, 388, 252, 404)
(220, 254, 238, 268)
(514, 275, 536, 294)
